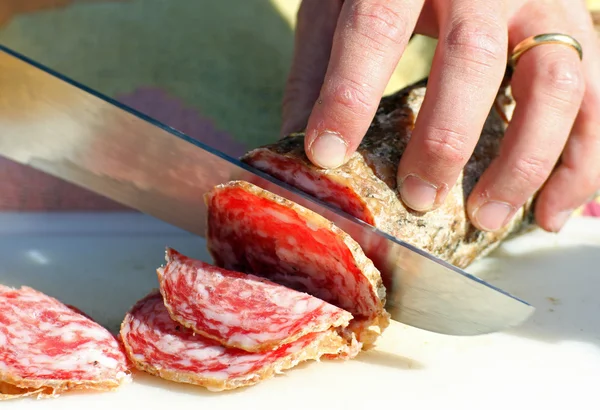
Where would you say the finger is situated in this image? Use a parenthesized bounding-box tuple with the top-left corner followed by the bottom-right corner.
(304, 0, 424, 169)
(533, 8, 600, 232)
(466, 9, 586, 232)
(281, 0, 343, 136)
(396, 0, 509, 212)
(535, 102, 600, 232)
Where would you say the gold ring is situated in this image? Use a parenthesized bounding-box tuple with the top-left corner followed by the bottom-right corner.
(510, 33, 583, 68)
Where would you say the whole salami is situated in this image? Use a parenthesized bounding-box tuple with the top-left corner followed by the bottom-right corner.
(241, 78, 535, 269)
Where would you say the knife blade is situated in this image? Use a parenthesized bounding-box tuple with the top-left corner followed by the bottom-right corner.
(0, 45, 534, 335)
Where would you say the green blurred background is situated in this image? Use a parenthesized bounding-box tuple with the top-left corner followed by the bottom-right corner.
(0, 0, 597, 211)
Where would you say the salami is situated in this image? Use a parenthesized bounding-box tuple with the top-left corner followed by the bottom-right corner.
(241, 77, 536, 269)
(157, 248, 354, 352)
(0, 285, 131, 400)
(120, 291, 358, 391)
(205, 180, 390, 348)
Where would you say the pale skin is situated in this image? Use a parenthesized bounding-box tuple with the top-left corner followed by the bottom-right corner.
(281, 0, 600, 233)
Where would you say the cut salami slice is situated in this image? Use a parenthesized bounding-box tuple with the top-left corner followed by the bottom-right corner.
(120, 292, 357, 392)
(157, 248, 354, 352)
(205, 180, 390, 349)
(0, 285, 131, 400)
(241, 78, 536, 269)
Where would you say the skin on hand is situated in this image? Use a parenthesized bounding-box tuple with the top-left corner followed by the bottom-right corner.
(282, 0, 600, 233)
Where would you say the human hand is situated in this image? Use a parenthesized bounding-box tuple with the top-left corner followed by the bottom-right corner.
(281, 0, 600, 233)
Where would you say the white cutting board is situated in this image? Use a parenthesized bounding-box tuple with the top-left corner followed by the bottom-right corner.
(1, 212, 599, 410)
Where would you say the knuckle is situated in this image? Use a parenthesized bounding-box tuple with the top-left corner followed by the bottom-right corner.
(328, 79, 375, 117)
(445, 18, 506, 73)
(538, 54, 585, 104)
(348, 1, 408, 49)
(512, 154, 553, 188)
(421, 126, 471, 165)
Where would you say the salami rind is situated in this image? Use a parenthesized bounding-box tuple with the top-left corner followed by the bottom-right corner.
(241, 78, 536, 269)
(120, 292, 358, 392)
(204, 180, 390, 349)
(0, 285, 131, 400)
(157, 248, 354, 352)
(0, 381, 51, 401)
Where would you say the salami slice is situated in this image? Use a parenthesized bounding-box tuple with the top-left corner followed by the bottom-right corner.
(205, 180, 390, 349)
(120, 292, 358, 391)
(157, 248, 354, 352)
(0, 285, 131, 400)
(241, 77, 536, 269)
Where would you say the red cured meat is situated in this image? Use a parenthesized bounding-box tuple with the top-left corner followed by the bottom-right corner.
(0, 285, 131, 400)
(205, 180, 390, 349)
(246, 153, 376, 225)
(120, 291, 357, 391)
(157, 248, 354, 352)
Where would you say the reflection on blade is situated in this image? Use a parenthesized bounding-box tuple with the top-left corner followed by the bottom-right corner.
(0, 45, 534, 335)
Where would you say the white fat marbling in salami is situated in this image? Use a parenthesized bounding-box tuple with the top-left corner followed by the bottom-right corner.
(205, 181, 390, 348)
(0, 285, 131, 400)
(157, 248, 353, 352)
(120, 291, 358, 391)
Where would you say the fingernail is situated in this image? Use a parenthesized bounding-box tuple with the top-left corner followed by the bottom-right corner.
(473, 201, 514, 231)
(399, 174, 438, 211)
(310, 132, 347, 169)
(548, 209, 573, 233)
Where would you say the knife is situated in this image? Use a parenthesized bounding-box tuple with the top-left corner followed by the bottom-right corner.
(0, 45, 534, 335)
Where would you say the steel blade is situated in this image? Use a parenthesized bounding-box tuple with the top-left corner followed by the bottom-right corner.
(0, 45, 534, 335)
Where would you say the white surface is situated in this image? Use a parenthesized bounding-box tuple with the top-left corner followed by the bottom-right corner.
(1, 212, 599, 410)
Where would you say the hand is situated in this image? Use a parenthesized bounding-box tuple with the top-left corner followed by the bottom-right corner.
(281, 0, 600, 233)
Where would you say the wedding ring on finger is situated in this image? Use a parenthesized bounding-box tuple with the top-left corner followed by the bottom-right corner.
(510, 33, 583, 68)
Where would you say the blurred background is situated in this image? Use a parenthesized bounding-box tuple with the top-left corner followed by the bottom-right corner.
(0, 0, 598, 212)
